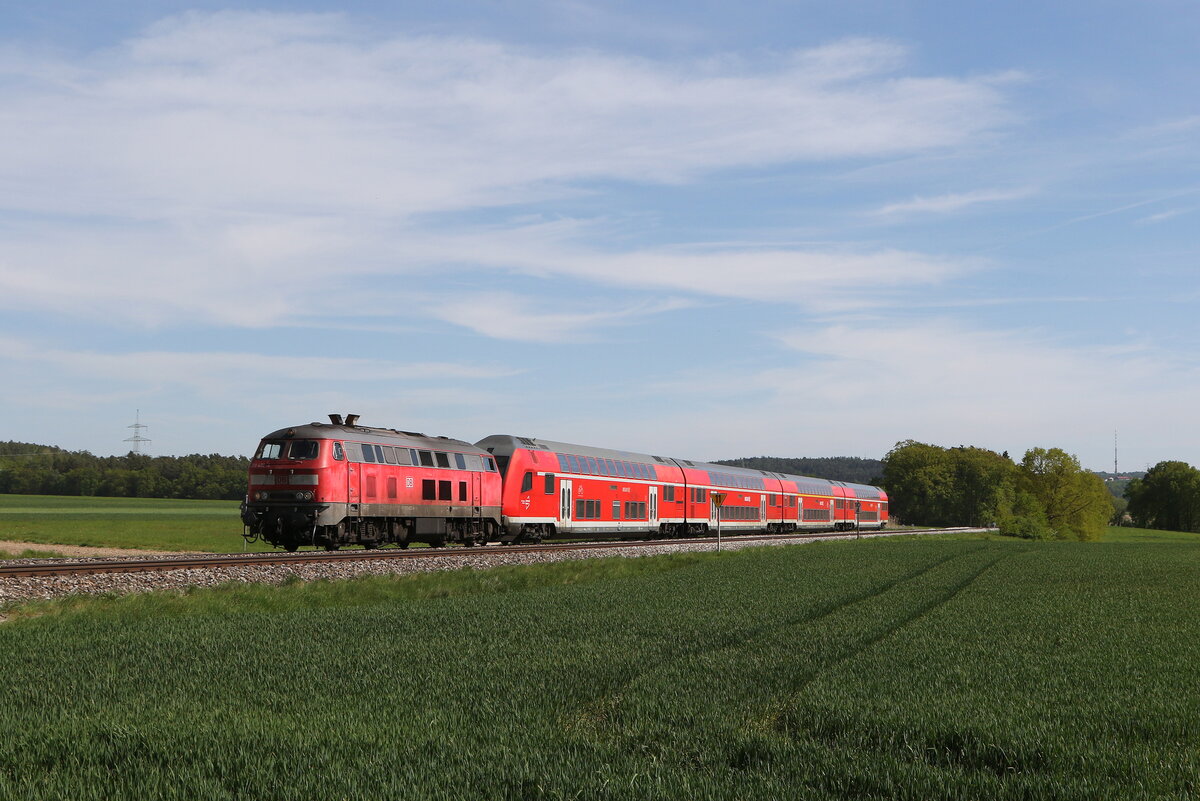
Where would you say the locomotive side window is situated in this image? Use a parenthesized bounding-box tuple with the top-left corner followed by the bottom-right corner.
(459, 481, 467, 501)
(362, 445, 377, 463)
(383, 447, 397, 465)
(422, 479, 436, 500)
(435, 452, 450, 468)
(439, 480, 452, 500)
(454, 453, 466, 470)
(395, 448, 412, 466)
(484, 458, 496, 471)
(545, 474, 555, 494)
(521, 471, 533, 493)
(419, 451, 435, 467)
(333, 442, 344, 461)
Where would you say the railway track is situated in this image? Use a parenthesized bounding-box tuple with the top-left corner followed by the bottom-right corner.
(0, 527, 989, 579)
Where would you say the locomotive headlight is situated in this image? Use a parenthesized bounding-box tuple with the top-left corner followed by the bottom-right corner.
(304, 491, 314, 501)
(256, 491, 269, 501)
(295, 491, 306, 500)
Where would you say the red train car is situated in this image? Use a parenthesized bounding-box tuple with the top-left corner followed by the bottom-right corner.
(475, 434, 888, 542)
(241, 415, 502, 550)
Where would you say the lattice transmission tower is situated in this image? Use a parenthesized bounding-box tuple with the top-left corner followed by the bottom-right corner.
(125, 410, 151, 454)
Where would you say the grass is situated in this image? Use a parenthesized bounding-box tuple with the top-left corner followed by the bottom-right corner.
(0, 493, 262, 552)
(0, 533, 1197, 799)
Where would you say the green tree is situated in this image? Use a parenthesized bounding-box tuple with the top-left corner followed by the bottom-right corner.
(1019, 447, 1112, 541)
(1125, 461, 1200, 532)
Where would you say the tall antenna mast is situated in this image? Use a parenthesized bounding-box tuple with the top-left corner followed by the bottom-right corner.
(125, 409, 151, 454)
(1114, 431, 1118, 476)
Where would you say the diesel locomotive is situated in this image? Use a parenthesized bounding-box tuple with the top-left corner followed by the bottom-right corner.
(241, 415, 888, 550)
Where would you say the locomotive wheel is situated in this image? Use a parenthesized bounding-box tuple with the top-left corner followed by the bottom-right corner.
(284, 543, 299, 552)
(324, 543, 340, 551)
(398, 541, 409, 549)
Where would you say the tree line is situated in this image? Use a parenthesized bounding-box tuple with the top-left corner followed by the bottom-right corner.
(1124, 461, 1200, 533)
(714, 456, 883, 485)
(0, 441, 249, 501)
(881, 440, 1114, 541)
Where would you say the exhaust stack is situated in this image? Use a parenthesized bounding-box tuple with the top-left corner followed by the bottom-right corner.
(329, 414, 344, 425)
(344, 414, 360, 427)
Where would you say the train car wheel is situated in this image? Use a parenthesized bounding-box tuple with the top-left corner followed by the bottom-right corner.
(285, 543, 299, 552)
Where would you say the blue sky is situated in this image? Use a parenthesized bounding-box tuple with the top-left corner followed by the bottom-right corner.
(0, 1, 1197, 470)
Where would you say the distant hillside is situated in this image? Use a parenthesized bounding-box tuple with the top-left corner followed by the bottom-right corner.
(714, 456, 884, 485)
(0, 440, 248, 500)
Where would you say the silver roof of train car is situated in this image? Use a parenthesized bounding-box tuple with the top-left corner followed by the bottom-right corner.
(263, 422, 487, 454)
(475, 434, 883, 495)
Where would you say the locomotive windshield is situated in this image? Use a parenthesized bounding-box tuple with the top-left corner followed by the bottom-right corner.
(255, 440, 320, 460)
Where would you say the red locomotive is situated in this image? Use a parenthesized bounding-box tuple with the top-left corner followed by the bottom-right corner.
(240, 415, 502, 551)
(242, 416, 888, 550)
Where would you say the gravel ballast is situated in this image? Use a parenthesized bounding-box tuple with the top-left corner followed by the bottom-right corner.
(0, 531, 919, 609)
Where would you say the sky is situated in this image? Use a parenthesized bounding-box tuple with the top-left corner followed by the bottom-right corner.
(0, 1, 1197, 471)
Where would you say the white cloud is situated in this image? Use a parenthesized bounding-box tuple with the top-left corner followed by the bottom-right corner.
(872, 186, 1036, 217)
(427, 291, 695, 342)
(0, 12, 1013, 222)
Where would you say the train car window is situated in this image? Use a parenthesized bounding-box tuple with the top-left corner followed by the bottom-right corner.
(647, 465, 657, 481)
(568, 455, 582, 473)
(586, 456, 598, 474)
(545, 474, 555, 494)
(663, 486, 674, 502)
(459, 481, 467, 501)
(439, 480, 452, 500)
(613, 501, 621, 519)
(435, 452, 450, 469)
(575, 499, 585, 518)
(557, 454, 570, 472)
(409, 449, 419, 466)
(361, 445, 377, 463)
(521, 471, 533, 493)
(454, 453, 466, 470)
(333, 442, 344, 461)
(383, 447, 398, 465)
(596, 459, 609, 476)
(605, 458, 617, 475)
(394, 448, 412, 466)
(418, 450, 435, 467)
(422, 479, 436, 500)
(484, 458, 496, 471)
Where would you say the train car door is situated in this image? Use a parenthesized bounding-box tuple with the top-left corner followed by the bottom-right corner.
(347, 456, 360, 506)
(760, 495, 767, 526)
(559, 479, 572, 529)
(471, 471, 482, 519)
(649, 486, 658, 528)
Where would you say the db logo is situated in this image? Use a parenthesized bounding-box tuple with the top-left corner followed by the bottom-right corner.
(521, 498, 531, 509)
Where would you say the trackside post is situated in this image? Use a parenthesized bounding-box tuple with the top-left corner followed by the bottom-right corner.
(711, 492, 727, 552)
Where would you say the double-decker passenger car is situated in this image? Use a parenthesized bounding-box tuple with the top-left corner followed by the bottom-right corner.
(241, 415, 502, 550)
(475, 434, 888, 542)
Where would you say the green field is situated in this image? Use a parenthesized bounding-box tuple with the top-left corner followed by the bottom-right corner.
(0, 494, 261, 552)
(0, 533, 1196, 799)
